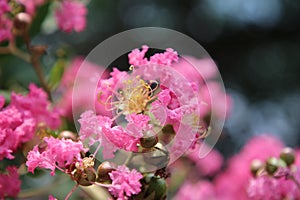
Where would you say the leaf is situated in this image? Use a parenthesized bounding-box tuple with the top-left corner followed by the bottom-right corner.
(48, 59, 65, 90)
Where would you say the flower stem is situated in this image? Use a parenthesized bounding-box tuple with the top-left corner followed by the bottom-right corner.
(289, 174, 300, 189)
(65, 183, 79, 200)
(30, 52, 52, 101)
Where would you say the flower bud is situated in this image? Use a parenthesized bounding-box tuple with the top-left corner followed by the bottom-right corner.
(58, 131, 77, 141)
(250, 159, 264, 176)
(266, 157, 279, 175)
(96, 161, 115, 183)
(75, 167, 96, 186)
(13, 12, 31, 36)
(145, 177, 167, 200)
(280, 147, 295, 166)
(140, 135, 158, 148)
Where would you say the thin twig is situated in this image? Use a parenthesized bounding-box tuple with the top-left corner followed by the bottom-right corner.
(31, 53, 52, 100)
(65, 183, 79, 200)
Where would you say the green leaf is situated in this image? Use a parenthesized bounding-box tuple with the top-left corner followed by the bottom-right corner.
(48, 59, 65, 90)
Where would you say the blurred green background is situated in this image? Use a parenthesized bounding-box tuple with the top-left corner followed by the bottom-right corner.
(1, 0, 300, 155)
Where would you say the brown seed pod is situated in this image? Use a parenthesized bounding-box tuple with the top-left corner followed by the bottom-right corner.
(13, 12, 31, 36)
(75, 167, 97, 186)
(58, 131, 77, 141)
(96, 161, 115, 183)
(140, 135, 158, 149)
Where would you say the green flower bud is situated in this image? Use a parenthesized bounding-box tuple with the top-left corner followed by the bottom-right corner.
(266, 157, 279, 175)
(145, 177, 167, 200)
(250, 159, 264, 176)
(280, 147, 295, 166)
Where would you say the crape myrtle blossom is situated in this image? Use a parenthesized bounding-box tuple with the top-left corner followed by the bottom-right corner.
(78, 110, 142, 159)
(0, 84, 61, 160)
(0, 0, 88, 43)
(108, 166, 143, 200)
(93, 45, 206, 162)
(174, 134, 300, 200)
(0, 0, 12, 42)
(26, 137, 87, 176)
(55, 0, 87, 33)
(0, 166, 21, 199)
(214, 135, 284, 200)
(57, 57, 108, 119)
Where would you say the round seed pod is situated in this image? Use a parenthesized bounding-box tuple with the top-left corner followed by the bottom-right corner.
(13, 12, 31, 35)
(266, 157, 279, 175)
(280, 147, 295, 166)
(76, 167, 97, 186)
(140, 135, 158, 149)
(250, 159, 264, 176)
(96, 161, 115, 183)
(58, 131, 77, 141)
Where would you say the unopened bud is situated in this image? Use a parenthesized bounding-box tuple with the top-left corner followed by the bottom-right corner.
(13, 12, 31, 35)
(266, 157, 279, 175)
(250, 159, 264, 176)
(145, 177, 167, 200)
(140, 135, 158, 148)
(58, 131, 77, 141)
(280, 147, 295, 166)
(97, 161, 115, 183)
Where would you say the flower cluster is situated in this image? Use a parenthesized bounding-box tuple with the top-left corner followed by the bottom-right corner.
(0, 84, 61, 161)
(26, 136, 87, 176)
(0, 84, 61, 198)
(174, 134, 300, 200)
(0, 0, 88, 42)
(0, 166, 21, 199)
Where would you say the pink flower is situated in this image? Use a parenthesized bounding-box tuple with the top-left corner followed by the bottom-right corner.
(11, 83, 61, 129)
(55, 0, 87, 33)
(128, 45, 149, 66)
(247, 167, 300, 200)
(109, 165, 143, 200)
(16, 0, 44, 15)
(0, 15, 12, 42)
(247, 175, 281, 200)
(78, 110, 140, 159)
(214, 134, 284, 200)
(0, 166, 21, 199)
(0, 0, 10, 14)
(0, 106, 35, 160)
(125, 114, 151, 138)
(78, 110, 112, 145)
(56, 57, 108, 119)
(48, 195, 58, 200)
(187, 143, 223, 176)
(128, 45, 178, 66)
(175, 181, 217, 200)
(0, 95, 5, 108)
(26, 137, 87, 175)
(149, 48, 179, 66)
(102, 126, 139, 152)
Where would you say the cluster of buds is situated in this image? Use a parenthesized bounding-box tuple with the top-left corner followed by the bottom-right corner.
(251, 147, 296, 176)
(248, 147, 300, 199)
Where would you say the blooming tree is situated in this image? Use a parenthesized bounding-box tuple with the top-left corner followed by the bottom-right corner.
(0, 1, 299, 200)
